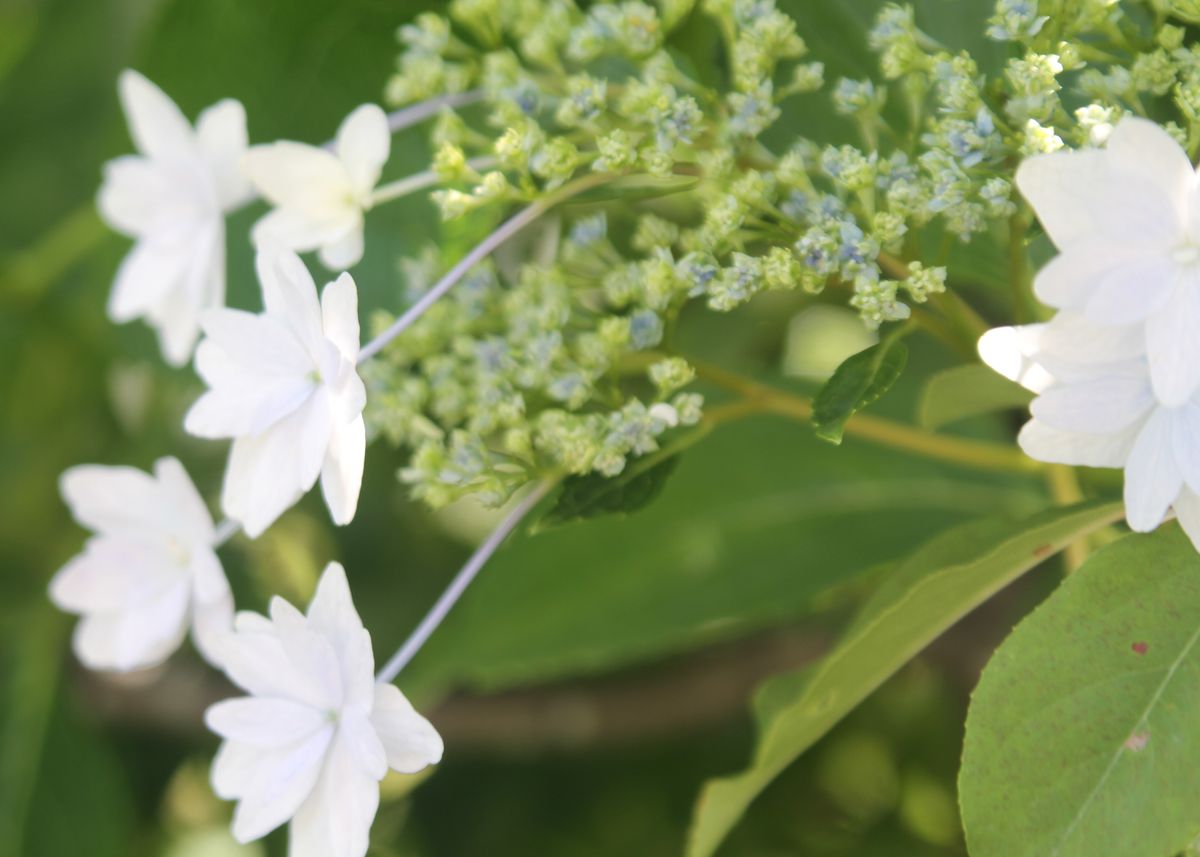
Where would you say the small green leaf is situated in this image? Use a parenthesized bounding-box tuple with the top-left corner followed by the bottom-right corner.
(917, 364, 1033, 429)
(685, 500, 1123, 857)
(960, 524, 1200, 857)
(812, 338, 908, 443)
(541, 456, 680, 527)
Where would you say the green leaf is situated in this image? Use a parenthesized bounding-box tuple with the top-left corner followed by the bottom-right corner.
(685, 500, 1123, 857)
(917, 364, 1033, 429)
(401, 415, 1045, 694)
(542, 455, 681, 527)
(960, 524, 1200, 857)
(812, 338, 908, 443)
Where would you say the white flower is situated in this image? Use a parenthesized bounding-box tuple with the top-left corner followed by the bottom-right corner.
(184, 247, 367, 538)
(97, 70, 252, 366)
(49, 457, 233, 671)
(206, 562, 442, 857)
(1016, 116, 1200, 406)
(242, 105, 390, 270)
(980, 313, 1200, 550)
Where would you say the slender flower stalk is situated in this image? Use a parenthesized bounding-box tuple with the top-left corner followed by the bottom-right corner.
(369, 156, 498, 206)
(383, 90, 483, 135)
(212, 517, 241, 549)
(375, 479, 556, 683)
(359, 172, 613, 363)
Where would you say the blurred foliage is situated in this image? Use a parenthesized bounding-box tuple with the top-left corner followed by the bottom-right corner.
(0, 0, 1062, 855)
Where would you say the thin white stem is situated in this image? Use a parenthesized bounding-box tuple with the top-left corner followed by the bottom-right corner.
(212, 518, 241, 549)
(358, 172, 612, 363)
(385, 90, 484, 135)
(369, 156, 498, 207)
(375, 480, 556, 684)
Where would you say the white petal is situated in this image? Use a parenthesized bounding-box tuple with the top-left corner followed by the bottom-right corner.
(1105, 117, 1195, 220)
(371, 684, 444, 774)
(190, 547, 234, 667)
(1034, 310, 1146, 366)
(1172, 404, 1200, 495)
(1125, 407, 1184, 532)
(1030, 374, 1155, 434)
(335, 104, 390, 197)
(186, 334, 316, 440)
(1033, 244, 1150, 309)
(220, 389, 334, 538)
(97, 157, 175, 236)
(321, 415, 365, 528)
(1017, 419, 1138, 468)
(321, 273, 361, 362)
(220, 618, 341, 710)
(154, 456, 215, 543)
(242, 142, 353, 211)
(1173, 488, 1200, 553)
(108, 239, 189, 323)
(117, 70, 195, 161)
(338, 710, 388, 780)
(206, 697, 330, 747)
(71, 579, 191, 672)
(306, 562, 373, 710)
(222, 727, 334, 843)
(1016, 148, 1181, 251)
(50, 537, 177, 614)
(1146, 273, 1200, 406)
(60, 463, 165, 535)
(288, 732, 380, 857)
(255, 247, 326, 355)
(977, 324, 1054, 392)
(196, 98, 253, 211)
(318, 225, 365, 271)
(252, 207, 360, 257)
(1083, 254, 1175, 325)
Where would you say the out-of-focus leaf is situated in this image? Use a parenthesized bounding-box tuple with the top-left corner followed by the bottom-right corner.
(685, 500, 1123, 857)
(917, 364, 1032, 429)
(812, 339, 908, 444)
(542, 456, 681, 527)
(960, 524, 1200, 857)
(401, 416, 1046, 694)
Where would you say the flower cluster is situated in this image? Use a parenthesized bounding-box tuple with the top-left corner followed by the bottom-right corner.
(981, 117, 1200, 549)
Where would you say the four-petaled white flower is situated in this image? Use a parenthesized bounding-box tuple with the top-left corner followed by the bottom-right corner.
(206, 562, 443, 857)
(1016, 117, 1200, 406)
(980, 313, 1200, 550)
(49, 457, 234, 671)
(97, 70, 253, 366)
(184, 247, 367, 538)
(242, 104, 391, 270)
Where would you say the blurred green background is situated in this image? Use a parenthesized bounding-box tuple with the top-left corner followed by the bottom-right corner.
(0, 1, 1038, 855)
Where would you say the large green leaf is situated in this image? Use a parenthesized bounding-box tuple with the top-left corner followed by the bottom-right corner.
(917, 364, 1033, 429)
(960, 524, 1200, 857)
(400, 415, 1044, 694)
(685, 500, 1123, 857)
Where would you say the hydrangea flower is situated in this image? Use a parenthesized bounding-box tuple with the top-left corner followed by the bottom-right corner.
(97, 70, 252, 365)
(206, 562, 443, 857)
(1015, 117, 1200, 406)
(979, 313, 1200, 550)
(49, 457, 233, 671)
(184, 247, 367, 538)
(242, 104, 391, 270)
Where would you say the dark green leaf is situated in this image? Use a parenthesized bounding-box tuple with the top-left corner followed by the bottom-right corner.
(812, 339, 908, 443)
(960, 524, 1200, 857)
(685, 500, 1123, 857)
(542, 455, 681, 527)
(917, 364, 1033, 429)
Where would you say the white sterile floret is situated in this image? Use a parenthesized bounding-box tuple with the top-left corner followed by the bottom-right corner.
(49, 457, 233, 671)
(185, 247, 367, 538)
(241, 104, 391, 270)
(980, 312, 1200, 550)
(97, 70, 253, 365)
(1016, 117, 1200, 406)
(206, 562, 442, 857)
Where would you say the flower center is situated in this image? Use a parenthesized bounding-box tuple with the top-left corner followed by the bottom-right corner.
(1173, 243, 1200, 266)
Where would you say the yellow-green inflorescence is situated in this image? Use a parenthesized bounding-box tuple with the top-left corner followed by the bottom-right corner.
(366, 0, 1200, 509)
